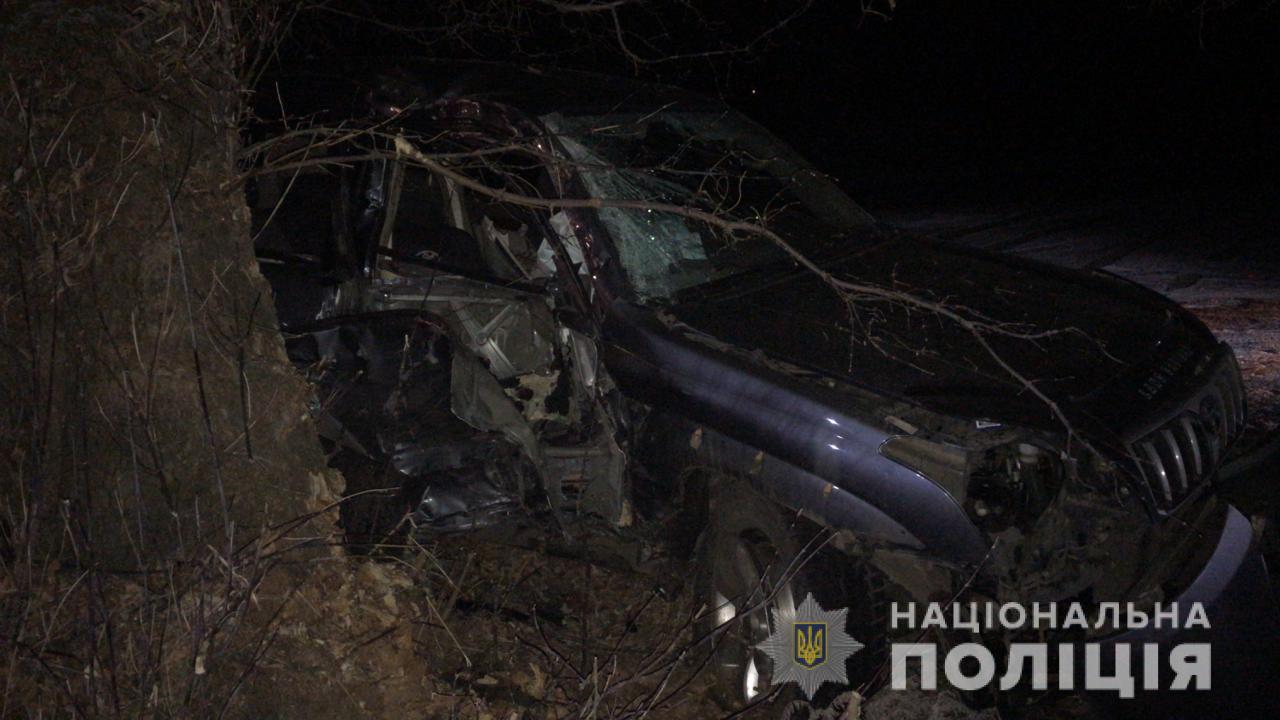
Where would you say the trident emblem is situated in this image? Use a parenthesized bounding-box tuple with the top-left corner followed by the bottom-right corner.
(759, 594, 860, 698)
(794, 622, 827, 668)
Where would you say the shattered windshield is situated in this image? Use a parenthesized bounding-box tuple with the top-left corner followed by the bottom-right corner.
(541, 110, 873, 301)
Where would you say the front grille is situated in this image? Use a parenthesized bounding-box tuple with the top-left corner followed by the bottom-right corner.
(1133, 352, 1245, 511)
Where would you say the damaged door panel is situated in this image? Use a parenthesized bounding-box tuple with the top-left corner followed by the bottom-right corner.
(265, 152, 629, 537)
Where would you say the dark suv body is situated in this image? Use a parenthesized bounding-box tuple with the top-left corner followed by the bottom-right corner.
(251, 61, 1278, 716)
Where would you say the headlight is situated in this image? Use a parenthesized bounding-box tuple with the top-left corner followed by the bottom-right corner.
(967, 443, 1062, 532)
(880, 437, 1063, 532)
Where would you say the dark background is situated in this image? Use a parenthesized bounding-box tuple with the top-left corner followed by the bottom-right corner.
(296, 0, 1279, 265)
(727, 2, 1278, 197)
(723, 1, 1278, 230)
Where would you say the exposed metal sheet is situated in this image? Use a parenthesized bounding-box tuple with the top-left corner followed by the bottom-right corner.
(338, 276, 558, 380)
(411, 451, 525, 533)
(450, 350, 544, 465)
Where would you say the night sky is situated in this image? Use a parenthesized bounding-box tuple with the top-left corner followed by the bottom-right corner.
(294, 0, 1279, 253)
(718, 3, 1278, 209)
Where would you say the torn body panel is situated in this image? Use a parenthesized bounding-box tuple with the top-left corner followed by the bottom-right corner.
(283, 312, 526, 537)
(261, 142, 633, 531)
(327, 275, 558, 380)
(285, 222, 629, 530)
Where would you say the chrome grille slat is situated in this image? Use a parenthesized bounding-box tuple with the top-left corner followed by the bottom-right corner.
(1219, 378, 1241, 438)
(1160, 428, 1187, 492)
(1131, 353, 1245, 512)
(1177, 416, 1202, 476)
(1228, 373, 1246, 428)
(1203, 416, 1220, 469)
(1215, 380, 1231, 438)
(1141, 441, 1173, 504)
(1204, 388, 1229, 449)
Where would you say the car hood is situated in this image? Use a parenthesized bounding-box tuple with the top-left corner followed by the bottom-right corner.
(668, 233, 1221, 440)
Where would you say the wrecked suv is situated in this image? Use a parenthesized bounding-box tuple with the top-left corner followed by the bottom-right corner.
(251, 62, 1278, 715)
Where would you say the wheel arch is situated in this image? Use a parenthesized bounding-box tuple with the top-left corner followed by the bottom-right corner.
(635, 411, 928, 556)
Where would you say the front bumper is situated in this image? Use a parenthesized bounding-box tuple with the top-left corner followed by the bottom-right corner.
(1087, 505, 1280, 718)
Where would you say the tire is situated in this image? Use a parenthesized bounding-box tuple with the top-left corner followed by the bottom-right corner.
(695, 475, 888, 711)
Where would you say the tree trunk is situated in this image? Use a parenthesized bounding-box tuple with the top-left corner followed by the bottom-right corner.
(1, 2, 342, 714)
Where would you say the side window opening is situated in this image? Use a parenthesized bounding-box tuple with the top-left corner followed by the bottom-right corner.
(379, 165, 489, 278)
(461, 149, 563, 283)
(470, 194, 550, 281)
(378, 160, 563, 285)
(377, 136, 566, 286)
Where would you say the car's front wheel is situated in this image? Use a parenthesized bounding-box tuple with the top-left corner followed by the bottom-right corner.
(695, 476, 888, 711)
